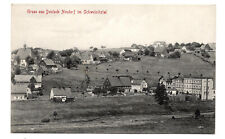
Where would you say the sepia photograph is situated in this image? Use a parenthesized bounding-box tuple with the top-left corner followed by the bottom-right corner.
(11, 4, 216, 134)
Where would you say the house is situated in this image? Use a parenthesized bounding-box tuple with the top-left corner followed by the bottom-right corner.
(159, 75, 215, 100)
(167, 88, 178, 95)
(207, 43, 216, 52)
(183, 75, 215, 100)
(52, 53, 63, 65)
(28, 64, 39, 72)
(40, 59, 57, 69)
(122, 51, 136, 61)
(50, 87, 74, 102)
(16, 44, 34, 67)
(181, 46, 192, 53)
(201, 44, 214, 52)
(131, 79, 148, 93)
(40, 59, 58, 72)
(120, 48, 140, 55)
(80, 51, 94, 64)
(103, 76, 131, 93)
(11, 84, 28, 101)
(154, 47, 168, 57)
(14, 75, 42, 88)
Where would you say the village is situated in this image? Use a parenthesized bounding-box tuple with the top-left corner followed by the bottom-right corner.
(11, 41, 215, 102)
(11, 41, 216, 133)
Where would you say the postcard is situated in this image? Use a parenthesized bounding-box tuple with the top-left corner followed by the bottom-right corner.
(11, 4, 215, 134)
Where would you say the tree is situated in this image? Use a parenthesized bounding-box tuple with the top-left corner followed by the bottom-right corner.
(157, 71, 160, 76)
(53, 111, 58, 120)
(136, 70, 139, 74)
(144, 49, 150, 56)
(131, 44, 137, 48)
(106, 68, 109, 72)
(93, 47, 98, 52)
(70, 55, 81, 66)
(112, 52, 119, 58)
(167, 43, 175, 52)
(14, 66, 21, 75)
(174, 42, 180, 48)
(25, 56, 34, 66)
(59, 49, 73, 57)
(168, 51, 181, 58)
(109, 87, 118, 95)
(201, 51, 210, 58)
(47, 51, 55, 59)
(101, 46, 106, 49)
(146, 70, 149, 73)
(191, 42, 201, 48)
(155, 83, 169, 105)
(11, 73, 15, 84)
(168, 72, 170, 76)
(116, 69, 119, 74)
(15, 56, 20, 64)
(64, 56, 72, 69)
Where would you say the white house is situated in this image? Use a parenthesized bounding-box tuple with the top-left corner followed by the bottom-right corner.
(131, 79, 148, 93)
(201, 78, 215, 100)
(80, 52, 94, 64)
(11, 84, 29, 101)
(50, 87, 74, 102)
(16, 44, 34, 68)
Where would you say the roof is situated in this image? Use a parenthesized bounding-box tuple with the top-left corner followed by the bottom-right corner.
(107, 76, 131, 87)
(208, 43, 216, 50)
(11, 84, 27, 94)
(42, 59, 56, 66)
(51, 87, 73, 98)
(80, 51, 93, 61)
(16, 47, 33, 60)
(70, 52, 82, 59)
(183, 75, 214, 79)
(14, 75, 42, 83)
(123, 51, 136, 58)
(154, 46, 167, 53)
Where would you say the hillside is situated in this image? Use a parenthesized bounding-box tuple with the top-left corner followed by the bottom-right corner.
(42, 53, 215, 95)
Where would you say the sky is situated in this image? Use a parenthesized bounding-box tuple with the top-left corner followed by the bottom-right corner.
(11, 4, 216, 50)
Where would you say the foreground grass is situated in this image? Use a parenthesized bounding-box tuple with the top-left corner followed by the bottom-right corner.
(11, 95, 215, 124)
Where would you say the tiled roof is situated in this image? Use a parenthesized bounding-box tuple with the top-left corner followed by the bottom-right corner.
(123, 51, 136, 58)
(14, 75, 42, 83)
(11, 84, 27, 94)
(16, 48, 33, 60)
(80, 51, 93, 61)
(42, 59, 56, 66)
(154, 46, 167, 53)
(51, 87, 74, 98)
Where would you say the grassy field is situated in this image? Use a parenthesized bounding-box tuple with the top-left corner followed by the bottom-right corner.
(42, 53, 215, 95)
(11, 95, 215, 133)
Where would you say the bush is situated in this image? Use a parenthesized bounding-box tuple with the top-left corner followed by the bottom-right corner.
(41, 118, 50, 123)
(201, 51, 210, 58)
(168, 51, 181, 58)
